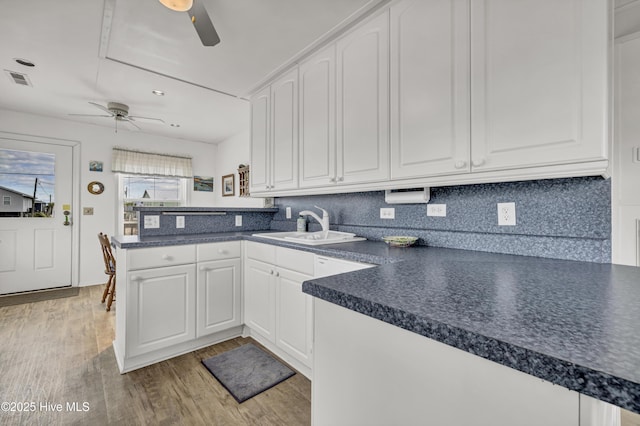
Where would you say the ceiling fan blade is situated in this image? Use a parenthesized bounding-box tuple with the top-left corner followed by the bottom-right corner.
(128, 115, 165, 124)
(120, 117, 141, 131)
(188, 0, 220, 47)
(68, 113, 113, 117)
(88, 102, 115, 115)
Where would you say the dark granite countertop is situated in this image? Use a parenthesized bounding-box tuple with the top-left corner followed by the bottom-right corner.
(110, 231, 640, 413)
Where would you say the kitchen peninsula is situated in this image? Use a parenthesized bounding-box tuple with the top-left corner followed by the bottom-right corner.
(112, 212, 640, 425)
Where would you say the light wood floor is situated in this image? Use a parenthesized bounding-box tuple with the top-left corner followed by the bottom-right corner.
(0, 285, 311, 426)
(2, 285, 639, 426)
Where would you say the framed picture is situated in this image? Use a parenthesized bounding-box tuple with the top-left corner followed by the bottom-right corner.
(193, 175, 213, 192)
(89, 161, 103, 172)
(222, 174, 235, 197)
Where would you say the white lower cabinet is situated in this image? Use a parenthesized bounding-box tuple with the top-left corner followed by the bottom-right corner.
(197, 258, 242, 338)
(244, 258, 277, 343)
(115, 242, 243, 373)
(127, 264, 196, 358)
(276, 267, 313, 368)
(244, 242, 315, 376)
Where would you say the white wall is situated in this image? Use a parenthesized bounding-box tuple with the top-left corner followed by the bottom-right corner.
(0, 108, 218, 286)
(214, 129, 265, 207)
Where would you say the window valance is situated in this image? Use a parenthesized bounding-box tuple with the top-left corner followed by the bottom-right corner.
(111, 147, 193, 178)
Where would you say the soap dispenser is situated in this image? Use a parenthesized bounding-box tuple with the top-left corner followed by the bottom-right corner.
(297, 215, 307, 232)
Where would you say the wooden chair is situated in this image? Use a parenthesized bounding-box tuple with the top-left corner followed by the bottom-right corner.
(98, 232, 116, 312)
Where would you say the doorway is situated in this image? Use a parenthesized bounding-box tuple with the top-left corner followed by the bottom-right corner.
(0, 135, 76, 294)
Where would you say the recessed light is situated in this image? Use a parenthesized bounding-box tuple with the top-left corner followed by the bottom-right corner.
(14, 58, 35, 67)
(152, 90, 165, 96)
(170, 123, 180, 127)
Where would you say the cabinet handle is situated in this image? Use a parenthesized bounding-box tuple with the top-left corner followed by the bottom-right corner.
(218, 249, 227, 254)
(275, 271, 280, 277)
(270, 269, 275, 275)
(162, 254, 173, 261)
(337, 177, 344, 182)
(131, 275, 142, 281)
(329, 178, 336, 183)
(199, 266, 211, 271)
(472, 158, 485, 167)
(454, 160, 467, 169)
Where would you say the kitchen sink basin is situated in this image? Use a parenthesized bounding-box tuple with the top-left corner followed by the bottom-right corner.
(252, 231, 366, 246)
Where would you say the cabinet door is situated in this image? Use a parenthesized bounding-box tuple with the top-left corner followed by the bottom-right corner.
(127, 264, 196, 357)
(470, 0, 608, 172)
(390, 0, 470, 179)
(244, 258, 276, 343)
(336, 10, 390, 185)
(299, 44, 337, 188)
(271, 68, 299, 191)
(250, 85, 271, 193)
(197, 258, 241, 338)
(276, 268, 313, 368)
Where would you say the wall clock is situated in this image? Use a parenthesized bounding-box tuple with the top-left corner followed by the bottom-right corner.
(88, 181, 104, 195)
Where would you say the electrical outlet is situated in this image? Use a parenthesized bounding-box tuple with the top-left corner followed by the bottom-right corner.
(380, 208, 395, 219)
(82, 207, 94, 215)
(427, 204, 446, 217)
(235, 215, 242, 227)
(176, 216, 185, 229)
(286, 207, 292, 219)
(497, 202, 516, 226)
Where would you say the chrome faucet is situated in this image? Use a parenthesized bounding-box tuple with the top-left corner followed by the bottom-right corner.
(299, 206, 330, 238)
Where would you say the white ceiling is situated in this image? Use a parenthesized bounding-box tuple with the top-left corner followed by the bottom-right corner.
(0, 0, 382, 144)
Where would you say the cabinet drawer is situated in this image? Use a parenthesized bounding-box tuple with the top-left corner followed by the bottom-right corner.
(246, 241, 277, 264)
(197, 241, 241, 262)
(127, 245, 196, 271)
(276, 246, 314, 276)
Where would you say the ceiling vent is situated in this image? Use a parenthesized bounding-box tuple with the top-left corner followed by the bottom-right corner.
(4, 70, 32, 87)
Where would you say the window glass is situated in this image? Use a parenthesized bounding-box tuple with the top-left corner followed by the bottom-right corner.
(0, 148, 55, 217)
(121, 175, 184, 235)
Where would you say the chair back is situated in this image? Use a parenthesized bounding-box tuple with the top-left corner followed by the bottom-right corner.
(98, 233, 116, 275)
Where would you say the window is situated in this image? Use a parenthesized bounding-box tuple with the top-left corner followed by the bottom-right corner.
(112, 147, 193, 235)
(0, 148, 55, 217)
(119, 175, 188, 235)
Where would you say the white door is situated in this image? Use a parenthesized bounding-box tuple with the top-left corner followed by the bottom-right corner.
(0, 137, 74, 294)
(336, 10, 390, 185)
(390, 0, 471, 179)
(299, 44, 337, 188)
(249, 86, 271, 193)
(196, 258, 242, 337)
(470, 0, 608, 171)
(271, 68, 299, 191)
(244, 258, 276, 343)
(276, 268, 313, 368)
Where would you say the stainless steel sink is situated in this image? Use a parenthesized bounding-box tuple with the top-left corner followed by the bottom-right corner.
(252, 231, 366, 246)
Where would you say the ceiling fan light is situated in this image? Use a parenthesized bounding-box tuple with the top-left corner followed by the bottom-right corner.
(159, 0, 193, 12)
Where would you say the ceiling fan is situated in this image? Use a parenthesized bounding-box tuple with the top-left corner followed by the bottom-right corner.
(69, 102, 165, 131)
(159, 0, 220, 47)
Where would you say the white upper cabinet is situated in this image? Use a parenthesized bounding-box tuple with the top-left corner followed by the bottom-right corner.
(250, 69, 299, 193)
(470, 0, 608, 172)
(390, 0, 471, 179)
(249, 86, 271, 193)
(299, 44, 337, 189)
(271, 68, 299, 190)
(336, 10, 390, 185)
